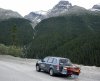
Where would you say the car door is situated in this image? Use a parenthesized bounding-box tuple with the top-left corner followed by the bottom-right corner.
(40, 57, 49, 71)
(45, 57, 54, 72)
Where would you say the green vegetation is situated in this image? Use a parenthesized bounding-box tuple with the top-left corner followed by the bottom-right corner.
(0, 11, 100, 66)
(0, 44, 23, 57)
(10, 25, 18, 46)
(0, 18, 35, 57)
(25, 13, 100, 66)
(0, 18, 34, 46)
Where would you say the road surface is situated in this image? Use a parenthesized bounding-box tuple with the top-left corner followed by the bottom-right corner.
(0, 55, 100, 81)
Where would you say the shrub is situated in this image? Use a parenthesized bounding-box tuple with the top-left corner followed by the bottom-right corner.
(0, 44, 23, 57)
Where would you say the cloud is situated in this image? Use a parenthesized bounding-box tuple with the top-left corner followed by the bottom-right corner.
(0, 0, 99, 16)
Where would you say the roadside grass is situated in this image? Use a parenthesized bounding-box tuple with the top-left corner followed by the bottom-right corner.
(0, 44, 23, 57)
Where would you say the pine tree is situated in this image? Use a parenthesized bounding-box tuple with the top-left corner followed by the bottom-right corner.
(10, 24, 18, 46)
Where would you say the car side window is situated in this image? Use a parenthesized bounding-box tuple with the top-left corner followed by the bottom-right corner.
(47, 58, 54, 63)
(43, 57, 49, 62)
(53, 58, 57, 64)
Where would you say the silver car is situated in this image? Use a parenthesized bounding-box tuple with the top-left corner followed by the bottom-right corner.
(36, 56, 80, 76)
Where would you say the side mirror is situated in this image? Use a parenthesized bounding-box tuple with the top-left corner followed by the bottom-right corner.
(41, 59, 45, 62)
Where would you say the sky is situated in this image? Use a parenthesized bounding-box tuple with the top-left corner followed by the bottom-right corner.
(0, 0, 100, 16)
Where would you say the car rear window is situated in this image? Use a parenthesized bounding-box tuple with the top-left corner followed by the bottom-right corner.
(59, 59, 72, 66)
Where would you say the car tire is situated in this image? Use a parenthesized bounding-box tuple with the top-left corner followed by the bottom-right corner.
(36, 65, 41, 72)
(49, 69, 54, 76)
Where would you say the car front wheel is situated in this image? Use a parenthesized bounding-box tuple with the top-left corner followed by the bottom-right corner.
(36, 65, 41, 72)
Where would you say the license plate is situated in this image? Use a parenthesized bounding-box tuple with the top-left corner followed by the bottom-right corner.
(62, 70, 67, 74)
(71, 74, 78, 78)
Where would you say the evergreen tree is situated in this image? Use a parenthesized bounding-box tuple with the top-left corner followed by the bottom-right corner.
(10, 24, 18, 46)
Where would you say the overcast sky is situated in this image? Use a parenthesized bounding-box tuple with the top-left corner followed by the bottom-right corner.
(0, 0, 100, 16)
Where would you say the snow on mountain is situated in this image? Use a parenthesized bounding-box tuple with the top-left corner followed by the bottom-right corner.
(24, 0, 73, 21)
(24, 12, 45, 22)
(24, 0, 94, 28)
(24, 12, 46, 28)
(25, 0, 88, 22)
(46, 0, 72, 17)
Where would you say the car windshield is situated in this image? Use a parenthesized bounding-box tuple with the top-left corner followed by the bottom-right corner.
(60, 59, 72, 66)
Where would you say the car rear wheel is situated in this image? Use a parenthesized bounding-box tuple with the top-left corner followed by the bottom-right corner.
(49, 69, 54, 76)
(36, 65, 41, 72)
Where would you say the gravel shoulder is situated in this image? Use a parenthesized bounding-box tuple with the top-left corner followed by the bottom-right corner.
(0, 55, 100, 81)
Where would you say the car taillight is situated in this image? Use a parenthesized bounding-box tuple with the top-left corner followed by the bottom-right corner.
(56, 65, 59, 70)
(64, 67, 67, 70)
(64, 67, 73, 71)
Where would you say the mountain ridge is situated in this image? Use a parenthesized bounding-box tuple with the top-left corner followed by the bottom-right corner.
(0, 8, 22, 20)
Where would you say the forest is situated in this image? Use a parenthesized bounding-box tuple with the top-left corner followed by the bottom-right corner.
(0, 18, 34, 46)
(25, 13, 100, 66)
(0, 13, 100, 66)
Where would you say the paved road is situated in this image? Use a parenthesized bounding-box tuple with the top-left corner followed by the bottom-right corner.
(0, 55, 100, 81)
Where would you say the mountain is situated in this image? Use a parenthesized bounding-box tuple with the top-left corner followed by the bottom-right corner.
(24, 0, 72, 21)
(24, 12, 45, 28)
(0, 8, 22, 20)
(46, 0, 72, 17)
(91, 4, 100, 11)
(62, 5, 89, 15)
(25, 12, 100, 66)
(0, 8, 34, 46)
(24, 12, 45, 22)
(0, 18, 34, 46)
(24, 1, 86, 23)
